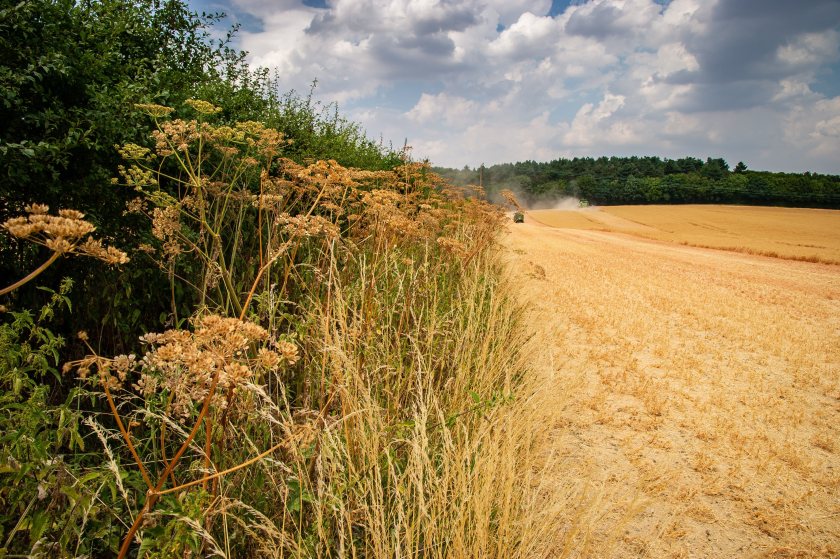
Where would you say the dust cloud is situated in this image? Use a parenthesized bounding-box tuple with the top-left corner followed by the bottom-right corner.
(492, 186, 588, 212)
(530, 196, 585, 211)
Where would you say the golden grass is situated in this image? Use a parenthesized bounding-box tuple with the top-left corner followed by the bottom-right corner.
(306, 251, 549, 558)
(504, 221, 840, 558)
(528, 205, 840, 265)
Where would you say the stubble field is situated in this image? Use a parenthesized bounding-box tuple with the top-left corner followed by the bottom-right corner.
(506, 205, 840, 557)
(527, 205, 840, 264)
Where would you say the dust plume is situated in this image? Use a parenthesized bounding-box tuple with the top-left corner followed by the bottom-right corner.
(531, 196, 585, 211)
(494, 186, 587, 212)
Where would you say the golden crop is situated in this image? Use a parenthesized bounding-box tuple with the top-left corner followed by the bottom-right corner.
(506, 216, 840, 557)
(529, 204, 840, 264)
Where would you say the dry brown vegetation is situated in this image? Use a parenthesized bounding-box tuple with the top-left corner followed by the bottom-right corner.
(1, 103, 549, 557)
(505, 216, 840, 558)
(528, 205, 840, 265)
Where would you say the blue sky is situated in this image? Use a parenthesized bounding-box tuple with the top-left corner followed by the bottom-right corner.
(188, 0, 840, 173)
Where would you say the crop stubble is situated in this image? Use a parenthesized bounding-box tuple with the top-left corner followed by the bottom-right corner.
(528, 205, 840, 265)
(506, 210, 840, 558)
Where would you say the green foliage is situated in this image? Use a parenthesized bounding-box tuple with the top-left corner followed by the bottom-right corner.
(0, 126, 512, 556)
(269, 82, 402, 170)
(137, 491, 213, 558)
(0, 0, 400, 359)
(0, 279, 114, 557)
(0, 0, 227, 214)
(0, 0, 238, 352)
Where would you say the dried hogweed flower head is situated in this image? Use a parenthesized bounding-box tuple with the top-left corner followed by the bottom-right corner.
(436, 236, 467, 257)
(134, 314, 278, 418)
(277, 214, 340, 240)
(152, 119, 200, 156)
(1, 205, 129, 265)
(77, 238, 130, 265)
(275, 340, 300, 366)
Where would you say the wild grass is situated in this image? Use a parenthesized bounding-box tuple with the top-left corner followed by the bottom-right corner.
(0, 101, 543, 557)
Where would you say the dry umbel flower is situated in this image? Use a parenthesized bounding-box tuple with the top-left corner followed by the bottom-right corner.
(276, 213, 340, 240)
(134, 103, 175, 118)
(185, 99, 222, 115)
(436, 236, 467, 257)
(151, 205, 180, 242)
(499, 189, 524, 212)
(129, 314, 295, 419)
(77, 238, 131, 265)
(2, 205, 128, 263)
(1, 204, 130, 295)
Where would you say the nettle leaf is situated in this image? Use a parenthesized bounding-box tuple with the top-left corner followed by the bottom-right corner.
(29, 510, 50, 542)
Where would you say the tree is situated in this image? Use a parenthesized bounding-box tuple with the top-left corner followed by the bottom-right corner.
(701, 157, 729, 180)
(734, 161, 748, 174)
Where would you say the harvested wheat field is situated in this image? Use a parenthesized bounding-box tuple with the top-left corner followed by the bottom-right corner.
(506, 208, 840, 558)
(528, 205, 840, 264)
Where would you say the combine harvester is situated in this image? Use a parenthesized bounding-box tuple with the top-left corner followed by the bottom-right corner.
(500, 189, 527, 224)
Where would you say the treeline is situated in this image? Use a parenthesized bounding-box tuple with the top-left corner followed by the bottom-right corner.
(435, 156, 840, 208)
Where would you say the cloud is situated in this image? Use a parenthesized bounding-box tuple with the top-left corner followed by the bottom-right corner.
(406, 92, 479, 125)
(777, 30, 840, 68)
(564, 0, 662, 40)
(563, 93, 633, 147)
(488, 12, 558, 59)
(679, 0, 840, 84)
(218, 0, 840, 173)
(786, 96, 840, 160)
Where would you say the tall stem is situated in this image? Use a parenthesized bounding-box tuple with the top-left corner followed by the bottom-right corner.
(117, 367, 224, 559)
(102, 380, 154, 490)
(0, 252, 61, 296)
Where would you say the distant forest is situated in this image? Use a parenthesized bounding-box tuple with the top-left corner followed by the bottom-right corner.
(435, 157, 840, 208)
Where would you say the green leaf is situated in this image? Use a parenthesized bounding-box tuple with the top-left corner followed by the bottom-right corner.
(29, 510, 50, 542)
(78, 471, 101, 485)
(60, 485, 81, 504)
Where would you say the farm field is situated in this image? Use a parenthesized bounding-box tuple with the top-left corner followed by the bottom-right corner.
(527, 205, 840, 264)
(505, 216, 840, 557)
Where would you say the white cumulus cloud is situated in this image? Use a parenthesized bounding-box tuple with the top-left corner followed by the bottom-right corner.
(209, 0, 840, 173)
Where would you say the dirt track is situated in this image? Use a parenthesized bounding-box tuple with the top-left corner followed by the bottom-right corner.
(505, 219, 840, 558)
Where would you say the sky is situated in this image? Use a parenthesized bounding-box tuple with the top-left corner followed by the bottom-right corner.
(188, 0, 840, 173)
